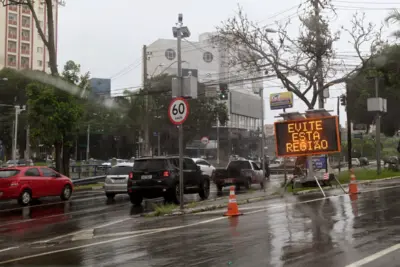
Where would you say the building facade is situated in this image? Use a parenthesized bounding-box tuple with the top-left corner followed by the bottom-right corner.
(0, 1, 58, 72)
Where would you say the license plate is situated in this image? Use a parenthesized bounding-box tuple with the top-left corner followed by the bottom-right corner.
(225, 179, 234, 183)
(141, 175, 152, 180)
(114, 179, 126, 183)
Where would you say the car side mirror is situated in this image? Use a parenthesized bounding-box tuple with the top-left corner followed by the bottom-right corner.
(196, 165, 201, 171)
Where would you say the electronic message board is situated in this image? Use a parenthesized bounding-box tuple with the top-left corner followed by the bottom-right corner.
(274, 116, 340, 157)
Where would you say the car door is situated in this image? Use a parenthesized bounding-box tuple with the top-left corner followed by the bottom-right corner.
(251, 162, 262, 183)
(40, 167, 62, 196)
(24, 168, 44, 198)
(183, 158, 200, 187)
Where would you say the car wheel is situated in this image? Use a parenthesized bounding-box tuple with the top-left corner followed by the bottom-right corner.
(172, 183, 182, 205)
(60, 185, 72, 201)
(129, 194, 143, 206)
(217, 185, 223, 196)
(18, 189, 32, 206)
(199, 179, 210, 200)
(106, 193, 115, 199)
(245, 178, 251, 190)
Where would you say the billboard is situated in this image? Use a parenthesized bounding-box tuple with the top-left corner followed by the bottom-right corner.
(269, 92, 293, 110)
(274, 116, 341, 157)
(230, 90, 262, 119)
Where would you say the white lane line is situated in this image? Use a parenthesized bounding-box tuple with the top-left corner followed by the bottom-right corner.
(0, 247, 19, 253)
(345, 244, 400, 267)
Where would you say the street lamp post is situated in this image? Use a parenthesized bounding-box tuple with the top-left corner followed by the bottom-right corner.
(13, 105, 26, 161)
(173, 13, 190, 211)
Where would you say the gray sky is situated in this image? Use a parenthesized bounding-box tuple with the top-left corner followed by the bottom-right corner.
(57, 0, 396, 125)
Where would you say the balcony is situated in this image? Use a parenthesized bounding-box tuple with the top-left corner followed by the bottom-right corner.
(22, 23, 31, 28)
(8, 47, 17, 53)
(21, 64, 30, 69)
(8, 33, 17, 39)
(9, 5, 17, 11)
(21, 50, 30, 55)
(21, 35, 30, 42)
(22, 8, 30, 14)
(8, 20, 17, 26)
(7, 61, 16, 67)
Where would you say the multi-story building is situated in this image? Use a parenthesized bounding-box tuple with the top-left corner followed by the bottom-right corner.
(144, 32, 264, 162)
(0, 1, 59, 72)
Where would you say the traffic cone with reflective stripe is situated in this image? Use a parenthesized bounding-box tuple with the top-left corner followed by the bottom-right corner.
(349, 169, 358, 194)
(224, 186, 243, 216)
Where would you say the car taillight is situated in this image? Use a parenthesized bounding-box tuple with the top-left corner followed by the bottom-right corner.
(129, 172, 133, 179)
(163, 171, 170, 177)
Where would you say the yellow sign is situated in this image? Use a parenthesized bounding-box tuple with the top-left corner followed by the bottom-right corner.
(269, 92, 293, 110)
(274, 116, 341, 157)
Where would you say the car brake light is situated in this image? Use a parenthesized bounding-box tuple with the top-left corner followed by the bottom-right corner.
(163, 171, 170, 177)
(129, 172, 133, 179)
(10, 181, 19, 187)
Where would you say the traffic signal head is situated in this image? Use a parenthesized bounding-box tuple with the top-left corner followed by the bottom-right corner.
(340, 94, 346, 106)
(219, 83, 228, 100)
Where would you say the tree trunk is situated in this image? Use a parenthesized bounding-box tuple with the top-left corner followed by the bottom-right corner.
(45, 0, 58, 76)
(62, 143, 70, 177)
(54, 141, 62, 172)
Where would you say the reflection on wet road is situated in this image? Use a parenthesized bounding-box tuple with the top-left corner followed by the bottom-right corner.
(2, 182, 400, 266)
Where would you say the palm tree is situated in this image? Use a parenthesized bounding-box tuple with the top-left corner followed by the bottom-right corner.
(385, 9, 400, 38)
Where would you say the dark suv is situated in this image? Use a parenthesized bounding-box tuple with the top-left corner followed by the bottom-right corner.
(127, 156, 210, 206)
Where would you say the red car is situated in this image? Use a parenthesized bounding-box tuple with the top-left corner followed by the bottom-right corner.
(0, 166, 73, 206)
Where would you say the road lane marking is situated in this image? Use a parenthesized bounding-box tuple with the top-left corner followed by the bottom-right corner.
(0, 247, 19, 253)
(345, 244, 400, 267)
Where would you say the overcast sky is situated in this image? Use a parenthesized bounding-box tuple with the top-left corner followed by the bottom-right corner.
(57, 0, 396, 125)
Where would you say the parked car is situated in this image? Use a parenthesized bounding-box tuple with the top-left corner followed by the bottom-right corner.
(214, 159, 266, 195)
(0, 166, 73, 206)
(127, 156, 210, 206)
(359, 157, 369, 166)
(6, 159, 33, 167)
(192, 158, 216, 178)
(104, 162, 134, 199)
(351, 158, 361, 167)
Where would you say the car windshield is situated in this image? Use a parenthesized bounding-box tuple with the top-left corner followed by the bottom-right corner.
(228, 161, 252, 170)
(108, 166, 133, 175)
(133, 159, 167, 171)
(0, 169, 20, 178)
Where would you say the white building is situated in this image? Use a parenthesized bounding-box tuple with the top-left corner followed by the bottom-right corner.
(144, 32, 262, 131)
(0, 1, 59, 72)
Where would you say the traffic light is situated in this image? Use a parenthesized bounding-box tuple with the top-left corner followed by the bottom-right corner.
(219, 83, 228, 100)
(340, 94, 346, 106)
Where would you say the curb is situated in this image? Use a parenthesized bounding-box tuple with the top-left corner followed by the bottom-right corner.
(144, 193, 281, 217)
(294, 176, 400, 195)
(74, 184, 104, 191)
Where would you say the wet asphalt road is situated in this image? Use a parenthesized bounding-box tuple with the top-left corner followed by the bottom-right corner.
(2, 181, 400, 266)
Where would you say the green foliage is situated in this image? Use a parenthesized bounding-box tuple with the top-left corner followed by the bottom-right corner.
(346, 44, 400, 136)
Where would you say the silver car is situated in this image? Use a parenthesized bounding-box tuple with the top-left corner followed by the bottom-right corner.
(104, 162, 134, 199)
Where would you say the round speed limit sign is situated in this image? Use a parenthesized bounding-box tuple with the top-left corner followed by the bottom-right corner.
(168, 97, 189, 125)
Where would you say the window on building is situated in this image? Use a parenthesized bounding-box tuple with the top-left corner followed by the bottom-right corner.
(21, 43, 30, 54)
(21, 30, 30, 41)
(8, 13, 17, 25)
(8, 27, 17, 39)
(21, 57, 30, 68)
(37, 47, 43, 53)
(8, 41, 17, 53)
(22, 5, 30, 13)
(37, 60, 43, 67)
(203, 52, 213, 63)
(7, 55, 16, 67)
(165, 49, 176, 60)
(22, 16, 30, 27)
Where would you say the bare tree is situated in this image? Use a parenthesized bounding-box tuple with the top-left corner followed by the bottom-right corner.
(214, 0, 382, 109)
(1, 0, 63, 75)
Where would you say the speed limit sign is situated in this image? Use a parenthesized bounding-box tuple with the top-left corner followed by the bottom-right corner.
(168, 97, 189, 125)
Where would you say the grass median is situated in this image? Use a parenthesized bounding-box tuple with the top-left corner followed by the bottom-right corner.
(287, 169, 400, 193)
(74, 183, 104, 191)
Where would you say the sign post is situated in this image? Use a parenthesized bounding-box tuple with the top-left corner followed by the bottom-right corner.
(168, 97, 189, 209)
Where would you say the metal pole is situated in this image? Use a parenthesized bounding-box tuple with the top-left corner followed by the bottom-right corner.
(143, 45, 150, 156)
(177, 16, 184, 211)
(157, 132, 161, 156)
(337, 96, 341, 173)
(260, 89, 266, 191)
(216, 119, 220, 166)
(13, 106, 18, 162)
(375, 76, 381, 175)
(86, 124, 90, 161)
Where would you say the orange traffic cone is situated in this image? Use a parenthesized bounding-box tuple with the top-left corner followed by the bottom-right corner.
(349, 169, 358, 194)
(224, 186, 243, 217)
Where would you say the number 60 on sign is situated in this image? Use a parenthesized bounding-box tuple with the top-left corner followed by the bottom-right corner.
(168, 97, 189, 125)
